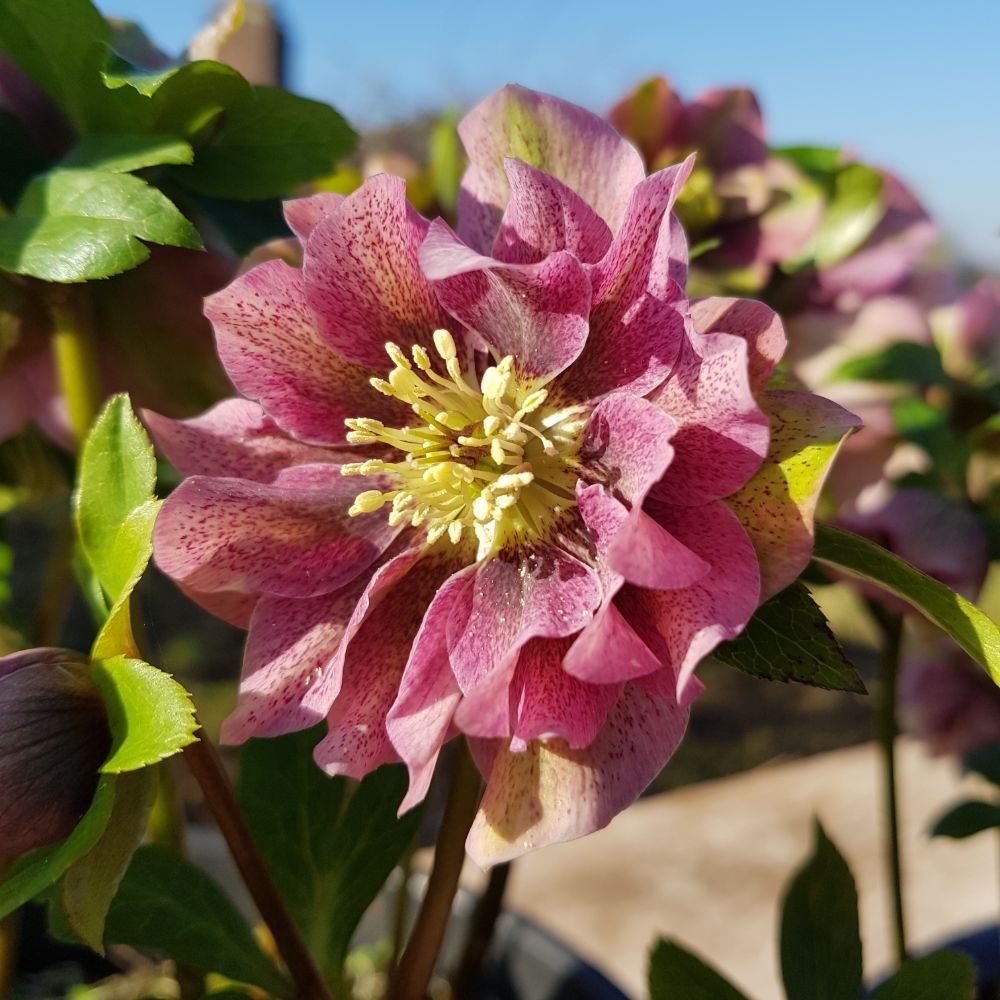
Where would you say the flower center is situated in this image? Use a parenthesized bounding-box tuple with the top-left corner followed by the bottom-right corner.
(342, 330, 584, 559)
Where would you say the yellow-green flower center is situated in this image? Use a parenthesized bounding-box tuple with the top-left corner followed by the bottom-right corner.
(342, 330, 585, 559)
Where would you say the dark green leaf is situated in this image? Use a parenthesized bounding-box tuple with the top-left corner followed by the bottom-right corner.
(780, 820, 862, 1000)
(104, 845, 289, 995)
(648, 938, 750, 1000)
(813, 524, 1000, 686)
(0, 774, 115, 919)
(177, 86, 357, 200)
(238, 728, 423, 982)
(773, 146, 843, 176)
(714, 582, 866, 693)
(832, 342, 947, 386)
(190, 194, 290, 257)
(91, 656, 198, 772)
(930, 799, 1000, 840)
(869, 949, 976, 999)
(59, 766, 156, 951)
(75, 394, 156, 603)
(0, 110, 47, 207)
(0, 168, 201, 281)
(963, 742, 1000, 786)
(0, 0, 110, 131)
(61, 134, 193, 173)
(892, 398, 969, 493)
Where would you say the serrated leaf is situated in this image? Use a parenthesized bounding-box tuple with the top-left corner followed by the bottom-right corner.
(869, 949, 976, 999)
(91, 656, 198, 772)
(104, 845, 289, 995)
(780, 820, 862, 1000)
(648, 938, 750, 1000)
(930, 799, 1000, 840)
(714, 581, 866, 693)
(61, 134, 194, 173)
(60, 766, 156, 951)
(238, 728, 423, 982)
(832, 341, 947, 386)
(178, 86, 357, 200)
(75, 394, 156, 601)
(963, 742, 1000, 786)
(0, 774, 115, 919)
(813, 524, 1000, 686)
(0, 168, 202, 281)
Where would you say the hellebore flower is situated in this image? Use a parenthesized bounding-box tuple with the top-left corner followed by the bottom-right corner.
(607, 76, 821, 296)
(0, 648, 111, 860)
(151, 85, 857, 864)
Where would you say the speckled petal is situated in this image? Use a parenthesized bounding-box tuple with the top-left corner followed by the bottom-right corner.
(421, 220, 591, 383)
(153, 464, 398, 603)
(465, 680, 689, 867)
(283, 192, 344, 243)
(492, 158, 612, 264)
(457, 84, 646, 253)
(207, 259, 403, 446)
(620, 499, 760, 700)
(303, 174, 453, 370)
(144, 399, 342, 483)
(726, 389, 864, 600)
(650, 329, 770, 505)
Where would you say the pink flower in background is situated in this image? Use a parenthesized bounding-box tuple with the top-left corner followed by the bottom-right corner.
(151, 85, 857, 864)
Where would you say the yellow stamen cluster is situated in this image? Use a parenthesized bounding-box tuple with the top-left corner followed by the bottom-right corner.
(342, 330, 584, 558)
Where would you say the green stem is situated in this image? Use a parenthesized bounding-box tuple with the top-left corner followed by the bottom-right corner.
(149, 759, 187, 858)
(184, 730, 331, 1000)
(49, 285, 102, 448)
(871, 604, 907, 966)
(0, 860, 19, 999)
(389, 741, 482, 1000)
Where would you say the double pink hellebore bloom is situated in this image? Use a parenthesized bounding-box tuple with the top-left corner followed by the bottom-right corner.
(151, 86, 857, 865)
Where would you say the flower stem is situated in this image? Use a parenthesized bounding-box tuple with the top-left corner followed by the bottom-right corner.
(0, 860, 18, 1000)
(450, 861, 510, 999)
(49, 285, 102, 448)
(389, 741, 482, 1000)
(183, 730, 331, 1000)
(871, 604, 907, 966)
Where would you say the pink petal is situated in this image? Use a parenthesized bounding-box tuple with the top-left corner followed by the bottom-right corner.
(492, 158, 612, 265)
(153, 464, 398, 602)
(563, 599, 662, 684)
(606, 76, 683, 165)
(207, 259, 403, 446)
(683, 88, 766, 172)
(609, 506, 712, 590)
(650, 328, 770, 505)
(465, 681, 689, 867)
(143, 399, 343, 483)
(283, 192, 344, 243)
(314, 547, 465, 780)
(303, 175, 453, 371)
(457, 84, 646, 253)
(619, 499, 760, 699)
(174, 580, 260, 629)
(421, 220, 591, 383)
(727, 389, 861, 600)
(688, 296, 786, 394)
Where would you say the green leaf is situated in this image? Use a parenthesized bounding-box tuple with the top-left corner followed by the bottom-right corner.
(429, 107, 463, 212)
(930, 799, 1000, 840)
(648, 938, 750, 1000)
(780, 820, 862, 1000)
(61, 134, 194, 173)
(714, 581, 866, 693)
(812, 163, 885, 268)
(0, 774, 115, 919)
(0, 168, 202, 281)
(104, 845, 289, 995)
(238, 728, 423, 981)
(0, 109, 47, 207)
(688, 237, 722, 260)
(191, 195, 290, 257)
(963, 742, 1000, 786)
(773, 145, 843, 176)
(813, 524, 1000, 686)
(831, 342, 947, 386)
(59, 766, 157, 951)
(869, 949, 976, 999)
(0, 0, 110, 131)
(91, 656, 198, 772)
(177, 86, 357, 200)
(75, 394, 156, 602)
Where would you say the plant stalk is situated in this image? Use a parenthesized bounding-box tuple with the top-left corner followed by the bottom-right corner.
(872, 606, 907, 966)
(389, 741, 482, 1000)
(0, 860, 18, 1000)
(451, 862, 510, 999)
(183, 730, 331, 1000)
(49, 286, 102, 448)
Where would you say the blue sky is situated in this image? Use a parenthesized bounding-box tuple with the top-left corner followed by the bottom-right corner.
(98, 0, 999, 269)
